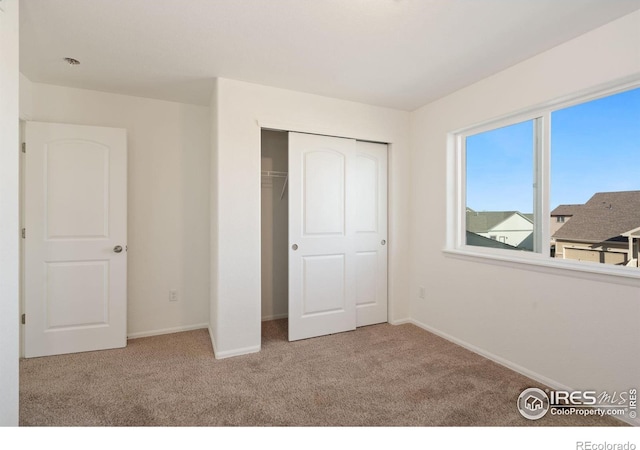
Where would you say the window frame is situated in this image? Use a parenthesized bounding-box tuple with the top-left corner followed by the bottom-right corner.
(445, 77, 640, 285)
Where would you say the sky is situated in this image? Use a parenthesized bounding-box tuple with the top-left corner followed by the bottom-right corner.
(466, 86, 640, 213)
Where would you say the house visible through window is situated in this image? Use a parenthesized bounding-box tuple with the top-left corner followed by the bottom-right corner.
(550, 87, 640, 267)
(458, 84, 640, 270)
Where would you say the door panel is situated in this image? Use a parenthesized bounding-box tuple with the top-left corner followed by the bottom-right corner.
(355, 154, 378, 233)
(355, 251, 377, 307)
(25, 121, 127, 358)
(302, 255, 346, 316)
(46, 141, 109, 239)
(288, 132, 356, 341)
(355, 141, 388, 327)
(303, 151, 345, 235)
(45, 261, 109, 329)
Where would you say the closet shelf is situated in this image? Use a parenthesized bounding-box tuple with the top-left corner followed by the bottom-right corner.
(261, 170, 288, 178)
(261, 170, 288, 200)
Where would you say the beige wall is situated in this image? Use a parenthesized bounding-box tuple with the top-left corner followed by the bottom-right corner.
(20, 77, 211, 339)
(409, 9, 640, 418)
(0, 0, 20, 426)
(209, 81, 219, 348)
(261, 130, 288, 321)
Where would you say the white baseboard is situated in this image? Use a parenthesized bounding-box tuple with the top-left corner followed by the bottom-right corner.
(214, 344, 261, 360)
(127, 323, 209, 340)
(388, 317, 412, 326)
(407, 318, 570, 390)
(405, 318, 639, 427)
(208, 326, 260, 360)
(261, 313, 288, 322)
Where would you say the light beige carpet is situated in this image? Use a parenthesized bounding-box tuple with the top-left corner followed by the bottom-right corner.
(19, 320, 625, 426)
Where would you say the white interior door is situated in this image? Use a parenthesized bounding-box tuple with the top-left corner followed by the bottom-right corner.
(355, 141, 388, 327)
(288, 132, 356, 341)
(24, 121, 127, 358)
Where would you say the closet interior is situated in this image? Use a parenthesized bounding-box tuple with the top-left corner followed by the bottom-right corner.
(261, 130, 289, 324)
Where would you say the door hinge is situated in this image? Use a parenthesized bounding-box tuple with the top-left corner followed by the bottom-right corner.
(21, 142, 26, 153)
(21, 228, 26, 239)
(21, 314, 25, 325)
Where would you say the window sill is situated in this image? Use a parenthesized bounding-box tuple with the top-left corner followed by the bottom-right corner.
(443, 247, 640, 287)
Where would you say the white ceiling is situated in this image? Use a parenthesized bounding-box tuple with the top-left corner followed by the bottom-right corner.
(19, 0, 640, 111)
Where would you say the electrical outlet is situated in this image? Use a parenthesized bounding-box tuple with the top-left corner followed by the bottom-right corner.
(419, 286, 426, 299)
(169, 289, 178, 302)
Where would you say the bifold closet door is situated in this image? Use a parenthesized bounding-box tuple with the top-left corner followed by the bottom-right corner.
(288, 132, 357, 341)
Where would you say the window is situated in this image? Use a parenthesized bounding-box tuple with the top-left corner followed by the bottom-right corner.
(453, 83, 640, 275)
(465, 119, 536, 252)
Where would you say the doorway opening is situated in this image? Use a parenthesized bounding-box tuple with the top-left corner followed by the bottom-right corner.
(260, 129, 389, 344)
(261, 130, 289, 343)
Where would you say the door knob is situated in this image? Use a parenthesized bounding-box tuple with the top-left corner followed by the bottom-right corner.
(113, 245, 123, 253)
(381, 240, 386, 245)
(291, 244, 298, 251)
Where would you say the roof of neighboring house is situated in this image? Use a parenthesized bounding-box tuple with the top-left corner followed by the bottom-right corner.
(518, 232, 534, 251)
(550, 204, 582, 217)
(466, 210, 532, 233)
(465, 231, 519, 250)
(552, 191, 640, 242)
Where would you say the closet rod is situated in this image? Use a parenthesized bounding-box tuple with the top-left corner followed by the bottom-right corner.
(261, 170, 288, 178)
(261, 170, 288, 200)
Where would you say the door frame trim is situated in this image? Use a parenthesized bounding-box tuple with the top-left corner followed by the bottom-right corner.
(258, 120, 391, 145)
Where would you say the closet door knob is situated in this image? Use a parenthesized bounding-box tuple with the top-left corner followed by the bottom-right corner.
(381, 240, 386, 246)
(291, 244, 298, 251)
(113, 245, 123, 253)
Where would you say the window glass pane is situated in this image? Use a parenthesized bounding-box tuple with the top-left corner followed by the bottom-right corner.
(551, 87, 640, 267)
(465, 120, 535, 251)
